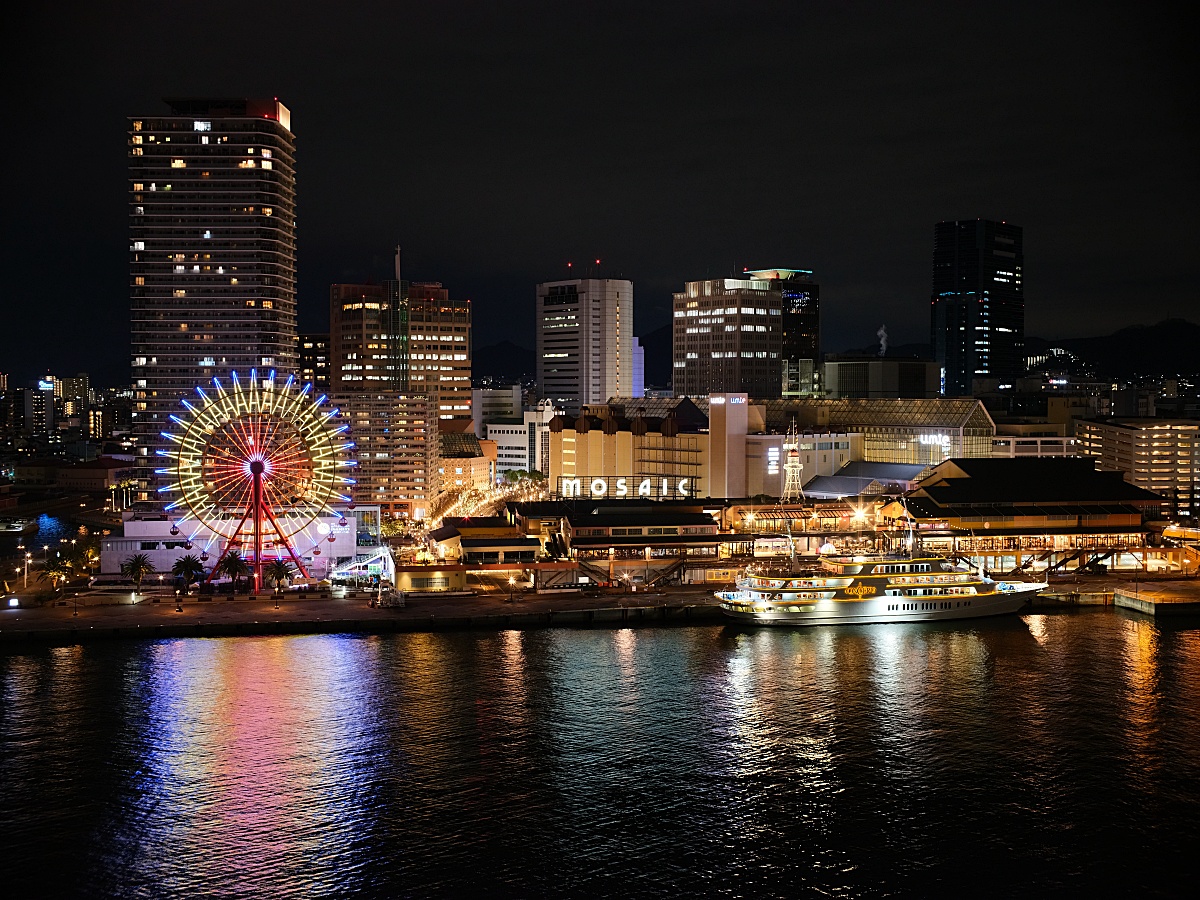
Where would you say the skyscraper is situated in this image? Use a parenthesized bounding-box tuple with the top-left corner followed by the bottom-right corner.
(536, 278, 633, 413)
(129, 97, 297, 495)
(671, 273, 784, 399)
(930, 219, 1024, 396)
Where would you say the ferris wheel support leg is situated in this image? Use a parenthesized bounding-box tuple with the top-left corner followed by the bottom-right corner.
(252, 468, 264, 593)
(202, 504, 256, 585)
(262, 504, 313, 580)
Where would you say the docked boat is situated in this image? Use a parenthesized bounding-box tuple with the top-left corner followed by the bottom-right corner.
(717, 554, 1046, 626)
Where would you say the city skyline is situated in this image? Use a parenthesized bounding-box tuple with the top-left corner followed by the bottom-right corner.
(2, 3, 1195, 388)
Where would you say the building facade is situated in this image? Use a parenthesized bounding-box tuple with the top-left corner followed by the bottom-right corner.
(472, 385, 523, 438)
(299, 333, 330, 392)
(824, 358, 940, 399)
(1076, 418, 1200, 520)
(407, 283, 472, 421)
(672, 274, 783, 399)
(930, 219, 1024, 397)
(536, 278, 633, 413)
(329, 283, 406, 391)
(130, 98, 297, 495)
(745, 268, 820, 397)
(331, 391, 440, 520)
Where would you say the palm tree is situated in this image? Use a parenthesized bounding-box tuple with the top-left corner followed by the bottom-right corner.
(171, 554, 206, 593)
(263, 559, 294, 595)
(215, 553, 251, 592)
(120, 553, 156, 594)
(38, 558, 72, 593)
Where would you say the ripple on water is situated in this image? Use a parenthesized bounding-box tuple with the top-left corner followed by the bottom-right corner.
(1, 614, 1198, 898)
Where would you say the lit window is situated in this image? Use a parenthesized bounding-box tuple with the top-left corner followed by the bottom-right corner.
(171, 159, 186, 168)
(193, 121, 211, 132)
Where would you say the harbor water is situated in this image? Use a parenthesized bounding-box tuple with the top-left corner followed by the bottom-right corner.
(1, 611, 1197, 897)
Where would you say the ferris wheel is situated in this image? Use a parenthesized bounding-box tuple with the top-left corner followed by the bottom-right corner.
(156, 370, 356, 586)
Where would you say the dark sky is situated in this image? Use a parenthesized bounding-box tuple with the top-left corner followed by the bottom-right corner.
(2, 1, 1195, 387)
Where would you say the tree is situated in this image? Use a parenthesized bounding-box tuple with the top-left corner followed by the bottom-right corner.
(215, 553, 251, 591)
(263, 559, 294, 594)
(38, 558, 72, 592)
(171, 554, 206, 592)
(120, 553, 156, 593)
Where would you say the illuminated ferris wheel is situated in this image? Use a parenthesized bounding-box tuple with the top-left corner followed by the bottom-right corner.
(157, 370, 356, 586)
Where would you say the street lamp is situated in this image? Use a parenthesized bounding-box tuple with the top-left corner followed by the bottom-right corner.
(176, 589, 183, 613)
(508, 575, 516, 603)
(645, 546, 651, 589)
(23, 553, 30, 589)
(73, 592, 78, 617)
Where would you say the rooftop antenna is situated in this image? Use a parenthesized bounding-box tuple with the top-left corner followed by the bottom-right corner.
(394, 245, 402, 281)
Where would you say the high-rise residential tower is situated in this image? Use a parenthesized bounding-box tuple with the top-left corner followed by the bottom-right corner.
(930, 219, 1024, 396)
(671, 273, 784, 399)
(407, 282, 472, 420)
(536, 278, 633, 413)
(129, 97, 297, 495)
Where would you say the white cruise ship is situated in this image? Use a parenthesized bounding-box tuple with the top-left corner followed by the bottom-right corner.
(717, 554, 1046, 626)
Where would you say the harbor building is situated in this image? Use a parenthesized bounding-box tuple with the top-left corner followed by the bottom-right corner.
(930, 219, 1024, 397)
(880, 457, 1168, 573)
(1075, 418, 1200, 520)
(129, 98, 297, 496)
(536, 277, 633, 414)
(547, 395, 984, 500)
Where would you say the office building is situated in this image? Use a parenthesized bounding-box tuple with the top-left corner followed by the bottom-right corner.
(472, 385, 523, 438)
(299, 333, 330, 391)
(407, 282, 472, 420)
(329, 283, 406, 391)
(1076, 418, 1199, 519)
(486, 400, 560, 476)
(930, 219, 1024, 396)
(672, 273, 783, 399)
(129, 97, 297, 495)
(745, 268, 820, 397)
(536, 278, 633, 413)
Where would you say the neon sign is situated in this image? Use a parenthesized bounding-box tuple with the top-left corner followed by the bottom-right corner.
(557, 476, 696, 499)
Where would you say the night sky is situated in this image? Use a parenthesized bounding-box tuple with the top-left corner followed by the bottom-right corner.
(3, 2, 1194, 387)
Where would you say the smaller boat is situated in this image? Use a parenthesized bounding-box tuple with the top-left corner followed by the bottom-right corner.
(718, 553, 1046, 626)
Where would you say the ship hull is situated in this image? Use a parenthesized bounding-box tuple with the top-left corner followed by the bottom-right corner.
(718, 584, 1041, 626)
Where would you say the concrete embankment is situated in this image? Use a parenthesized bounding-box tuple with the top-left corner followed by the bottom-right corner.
(0, 594, 725, 647)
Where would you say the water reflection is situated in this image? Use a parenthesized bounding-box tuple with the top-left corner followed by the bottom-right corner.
(100, 636, 386, 897)
(0, 616, 1197, 898)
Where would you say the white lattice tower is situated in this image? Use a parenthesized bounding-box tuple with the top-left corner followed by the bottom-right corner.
(782, 419, 804, 502)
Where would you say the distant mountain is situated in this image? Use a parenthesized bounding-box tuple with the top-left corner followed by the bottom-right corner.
(638, 323, 673, 387)
(473, 340, 535, 383)
(1040, 319, 1200, 379)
